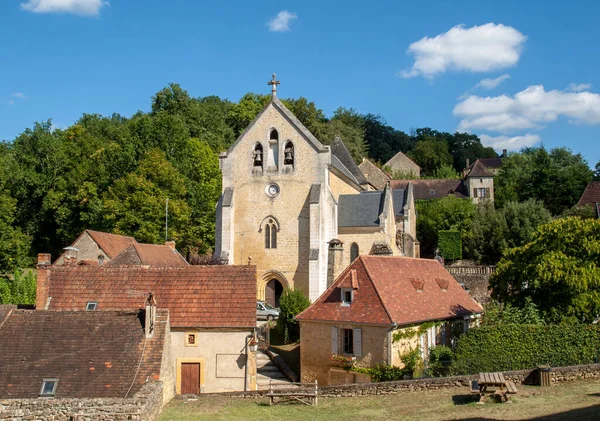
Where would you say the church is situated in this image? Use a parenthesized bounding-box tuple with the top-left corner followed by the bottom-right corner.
(214, 75, 418, 305)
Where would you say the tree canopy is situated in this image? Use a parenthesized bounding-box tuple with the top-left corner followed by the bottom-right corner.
(490, 217, 600, 322)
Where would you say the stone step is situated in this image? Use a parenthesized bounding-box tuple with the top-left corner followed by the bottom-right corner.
(257, 373, 289, 383)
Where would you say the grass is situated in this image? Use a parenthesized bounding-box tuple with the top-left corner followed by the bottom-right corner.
(158, 379, 600, 421)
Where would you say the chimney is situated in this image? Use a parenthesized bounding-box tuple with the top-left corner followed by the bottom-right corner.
(36, 253, 52, 310)
(165, 241, 176, 251)
(327, 239, 344, 288)
(144, 293, 157, 338)
(502, 149, 507, 158)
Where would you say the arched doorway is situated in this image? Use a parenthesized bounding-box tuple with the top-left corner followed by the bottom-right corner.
(265, 279, 284, 308)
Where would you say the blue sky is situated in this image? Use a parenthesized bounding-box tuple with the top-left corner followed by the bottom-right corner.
(1, 0, 598, 166)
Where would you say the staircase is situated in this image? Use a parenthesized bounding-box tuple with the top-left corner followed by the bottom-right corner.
(256, 351, 297, 390)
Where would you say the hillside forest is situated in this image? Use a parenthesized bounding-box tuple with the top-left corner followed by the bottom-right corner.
(0, 83, 598, 277)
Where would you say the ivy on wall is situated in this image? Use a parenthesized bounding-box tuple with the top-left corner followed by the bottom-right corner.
(438, 230, 462, 261)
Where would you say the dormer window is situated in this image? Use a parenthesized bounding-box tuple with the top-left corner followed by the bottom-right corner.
(86, 301, 98, 311)
(40, 379, 58, 397)
(341, 288, 353, 305)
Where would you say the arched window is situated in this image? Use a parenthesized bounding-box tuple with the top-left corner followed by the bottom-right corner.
(265, 218, 278, 249)
(253, 143, 263, 168)
(268, 129, 279, 171)
(350, 243, 359, 262)
(284, 141, 294, 166)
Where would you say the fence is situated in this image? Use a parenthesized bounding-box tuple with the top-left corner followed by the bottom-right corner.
(446, 265, 496, 275)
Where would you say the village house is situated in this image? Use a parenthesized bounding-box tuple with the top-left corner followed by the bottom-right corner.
(358, 158, 391, 190)
(392, 159, 495, 203)
(577, 181, 600, 217)
(383, 151, 421, 178)
(214, 75, 418, 305)
(35, 254, 258, 394)
(0, 303, 172, 402)
(296, 255, 483, 386)
(54, 229, 188, 267)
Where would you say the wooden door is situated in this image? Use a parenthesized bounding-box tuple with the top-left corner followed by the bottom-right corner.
(181, 363, 200, 394)
(265, 280, 276, 307)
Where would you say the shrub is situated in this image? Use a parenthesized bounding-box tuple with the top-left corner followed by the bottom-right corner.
(0, 269, 36, 305)
(276, 288, 311, 343)
(438, 230, 462, 261)
(428, 345, 453, 377)
(451, 324, 600, 375)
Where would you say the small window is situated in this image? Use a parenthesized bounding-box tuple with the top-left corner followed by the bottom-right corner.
(341, 288, 353, 305)
(40, 379, 58, 397)
(343, 329, 353, 354)
(98, 255, 104, 265)
(265, 219, 277, 249)
(186, 332, 198, 347)
(429, 189, 435, 196)
(350, 243, 359, 262)
(86, 301, 98, 311)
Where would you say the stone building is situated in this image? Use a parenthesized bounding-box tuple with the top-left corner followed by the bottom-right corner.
(384, 151, 421, 177)
(296, 256, 483, 386)
(214, 75, 417, 305)
(36, 255, 258, 394)
(54, 229, 188, 267)
(358, 158, 391, 190)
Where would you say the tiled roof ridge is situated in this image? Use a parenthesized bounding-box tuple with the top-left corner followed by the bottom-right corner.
(359, 256, 394, 324)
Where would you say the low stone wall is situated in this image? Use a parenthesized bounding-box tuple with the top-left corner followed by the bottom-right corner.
(0, 382, 164, 421)
(198, 363, 600, 399)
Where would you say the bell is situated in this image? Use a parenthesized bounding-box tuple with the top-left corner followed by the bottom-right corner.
(254, 152, 262, 163)
(285, 150, 293, 160)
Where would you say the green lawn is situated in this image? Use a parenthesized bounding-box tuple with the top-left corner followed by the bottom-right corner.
(159, 379, 600, 421)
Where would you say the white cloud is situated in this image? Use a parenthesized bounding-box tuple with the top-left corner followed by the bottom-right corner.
(20, 0, 108, 16)
(454, 85, 600, 132)
(400, 23, 526, 79)
(475, 74, 510, 90)
(568, 83, 591, 92)
(268, 10, 297, 32)
(11, 92, 28, 100)
(479, 133, 541, 151)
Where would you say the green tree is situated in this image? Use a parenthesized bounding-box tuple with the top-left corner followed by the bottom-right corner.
(313, 119, 368, 164)
(363, 114, 414, 164)
(226, 93, 270, 137)
(495, 147, 593, 215)
(276, 288, 311, 343)
(0, 269, 36, 305)
(408, 138, 453, 176)
(594, 161, 600, 181)
(490, 217, 600, 322)
(415, 197, 477, 257)
(432, 164, 460, 179)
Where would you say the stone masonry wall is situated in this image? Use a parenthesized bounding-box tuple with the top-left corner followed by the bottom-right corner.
(0, 383, 164, 421)
(199, 363, 600, 399)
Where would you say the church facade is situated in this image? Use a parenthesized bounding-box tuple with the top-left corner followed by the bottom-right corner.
(215, 76, 418, 304)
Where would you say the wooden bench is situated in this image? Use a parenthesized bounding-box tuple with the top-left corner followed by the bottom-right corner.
(476, 372, 518, 403)
(267, 380, 318, 406)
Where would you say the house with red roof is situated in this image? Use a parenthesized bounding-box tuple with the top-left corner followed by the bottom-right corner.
(577, 181, 600, 218)
(36, 254, 258, 394)
(53, 229, 188, 267)
(296, 255, 483, 386)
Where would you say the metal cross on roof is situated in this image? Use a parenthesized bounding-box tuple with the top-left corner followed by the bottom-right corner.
(267, 73, 280, 96)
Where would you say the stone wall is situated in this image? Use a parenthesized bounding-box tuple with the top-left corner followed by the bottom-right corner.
(199, 363, 600, 399)
(446, 266, 495, 304)
(0, 383, 164, 421)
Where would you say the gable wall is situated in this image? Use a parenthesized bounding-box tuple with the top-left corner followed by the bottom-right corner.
(54, 232, 108, 265)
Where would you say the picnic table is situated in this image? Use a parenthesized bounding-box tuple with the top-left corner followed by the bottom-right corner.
(267, 380, 318, 406)
(472, 372, 518, 402)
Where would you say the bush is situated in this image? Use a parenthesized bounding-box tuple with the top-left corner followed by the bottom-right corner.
(276, 288, 311, 343)
(451, 324, 600, 375)
(438, 230, 462, 261)
(428, 345, 453, 377)
(353, 364, 406, 382)
(0, 269, 36, 305)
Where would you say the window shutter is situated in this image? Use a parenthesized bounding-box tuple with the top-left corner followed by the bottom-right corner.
(473, 188, 478, 198)
(331, 327, 338, 355)
(353, 328, 362, 357)
(485, 188, 490, 198)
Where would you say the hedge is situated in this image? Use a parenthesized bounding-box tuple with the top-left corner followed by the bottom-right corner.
(438, 230, 462, 260)
(451, 324, 600, 375)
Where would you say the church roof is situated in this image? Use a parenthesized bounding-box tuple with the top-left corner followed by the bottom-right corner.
(0, 309, 167, 398)
(338, 189, 406, 227)
(106, 243, 189, 268)
(359, 159, 391, 190)
(45, 265, 257, 329)
(465, 160, 494, 178)
(296, 256, 483, 326)
(330, 136, 368, 186)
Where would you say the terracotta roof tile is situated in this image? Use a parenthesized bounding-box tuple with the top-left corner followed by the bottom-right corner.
(86, 230, 136, 259)
(578, 181, 600, 207)
(465, 160, 494, 178)
(46, 266, 256, 328)
(391, 179, 467, 200)
(297, 256, 482, 326)
(107, 243, 189, 267)
(0, 309, 167, 398)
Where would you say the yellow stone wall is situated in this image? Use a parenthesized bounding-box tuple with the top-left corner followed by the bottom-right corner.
(329, 171, 360, 201)
(300, 321, 390, 386)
